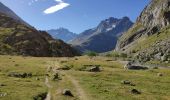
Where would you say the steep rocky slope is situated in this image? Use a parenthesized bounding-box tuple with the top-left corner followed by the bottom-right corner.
(0, 9, 79, 57)
(70, 17, 133, 53)
(116, 0, 170, 62)
(47, 28, 77, 42)
(0, 2, 31, 27)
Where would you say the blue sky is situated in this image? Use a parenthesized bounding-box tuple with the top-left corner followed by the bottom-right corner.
(0, 0, 150, 33)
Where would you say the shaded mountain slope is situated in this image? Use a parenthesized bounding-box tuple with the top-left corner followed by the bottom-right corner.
(0, 10, 79, 57)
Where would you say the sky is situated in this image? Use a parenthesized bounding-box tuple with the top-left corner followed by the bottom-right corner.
(0, 0, 150, 33)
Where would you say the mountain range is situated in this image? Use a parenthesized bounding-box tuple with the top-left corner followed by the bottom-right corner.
(70, 17, 133, 53)
(47, 28, 77, 43)
(0, 2, 79, 57)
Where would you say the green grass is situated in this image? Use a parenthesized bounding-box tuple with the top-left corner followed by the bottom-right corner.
(58, 56, 123, 70)
(0, 55, 48, 100)
(0, 55, 170, 100)
(60, 56, 170, 100)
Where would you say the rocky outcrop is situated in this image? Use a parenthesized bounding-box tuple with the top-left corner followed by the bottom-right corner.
(116, 0, 170, 62)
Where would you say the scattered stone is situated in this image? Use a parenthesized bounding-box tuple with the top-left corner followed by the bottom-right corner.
(60, 61, 67, 63)
(8, 72, 32, 78)
(74, 58, 78, 60)
(121, 80, 136, 86)
(89, 65, 101, 72)
(52, 73, 60, 80)
(33, 92, 47, 100)
(157, 73, 163, 77)
(35, 77, 40, 80)
(130, 83, 136, 86)
(62, 89, 74, 97)
(80, 65, 101, 72)
(126, 65, 148, 70)
(0, 93, 7, 97)
(121, 80, 131, 84)
(0, 83, 6, 86)
(131, 89, 141, 94)
(45, 74, 50, 77)
(57, 65, 72, 70)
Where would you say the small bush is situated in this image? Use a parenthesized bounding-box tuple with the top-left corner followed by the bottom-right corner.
(85, 51, 98, 57)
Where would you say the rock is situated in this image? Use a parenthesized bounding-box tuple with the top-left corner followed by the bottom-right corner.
(121, 80, 131, 84)
(62, 89, 74, 97)
(75, 58, 78, 60)
(121, 80, 136, 86)
(35, 77, 40, 80)
(33, 92, 47, 100)
(157, 73, 163, 77)
(8, 72, 32, 78)
(0, 93, 7, 97)
(130, 83, 136, 86)
(131, 89, 141, 94)
(126, 65, 148, 70)
(161, 54, 168, 61)
(57, 65, 72, 70)
(52, 73, 60, 80)
(0, 83, 6, 86)
(89, 65, 101, 72)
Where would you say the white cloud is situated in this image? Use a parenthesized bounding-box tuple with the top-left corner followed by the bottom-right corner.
(44, 0, 70, 14)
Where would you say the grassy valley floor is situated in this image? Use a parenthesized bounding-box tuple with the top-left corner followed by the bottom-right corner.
(0, 55, 170, 100)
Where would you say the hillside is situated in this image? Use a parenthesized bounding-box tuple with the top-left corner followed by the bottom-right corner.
(47, 28, 77, 43)
(0, 2, 31, 27)
(0, 3, 79, 57)
(70, 17, 133, 53)
(116, 0, 170, 62)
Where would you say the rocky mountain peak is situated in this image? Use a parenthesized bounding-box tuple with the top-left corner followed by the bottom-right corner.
(137, 0, 170, 29)
(70, 17, 133, 53)
(96, 17, 132, 33)
(47, 28, 77, 43)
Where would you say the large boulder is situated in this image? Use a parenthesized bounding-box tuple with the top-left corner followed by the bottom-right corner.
(131, 89, 141, 94)
(124, 62, 148, 70)
(127, 65, 148, 70)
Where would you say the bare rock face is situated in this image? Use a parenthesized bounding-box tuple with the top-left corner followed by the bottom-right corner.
(116, 0, 170, 62)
